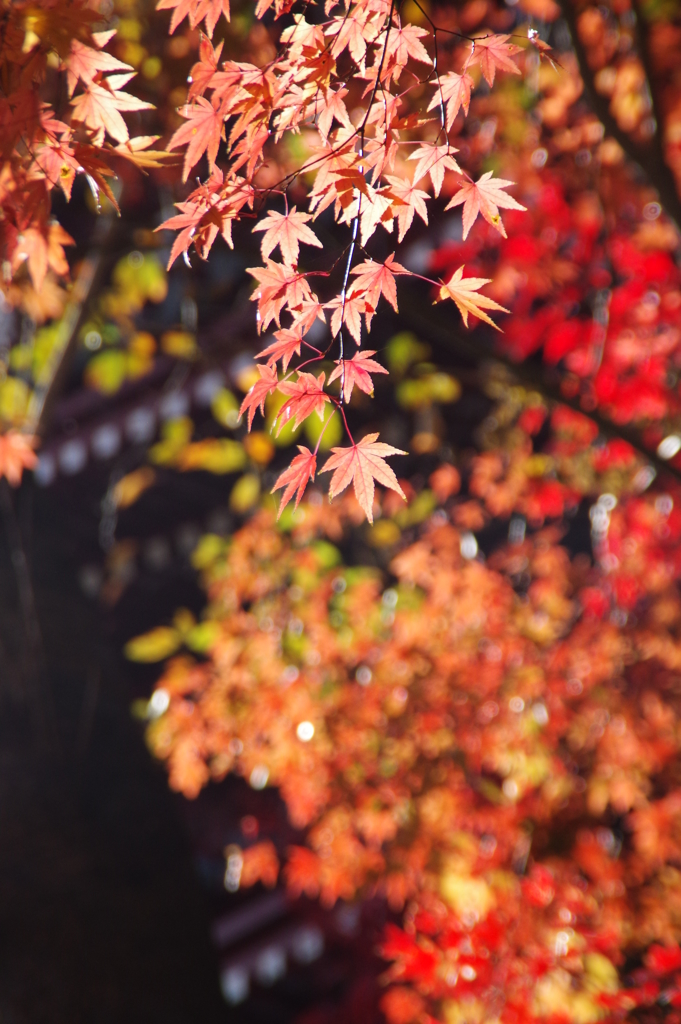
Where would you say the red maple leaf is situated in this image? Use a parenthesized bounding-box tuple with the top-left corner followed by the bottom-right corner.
(325, 292, 369, 344)
(239, 364, 279, 429)
(187, 36, 224, 99)
(385, 175, 429, 242)
(157, 0, 230, 36)
(320, 432, 406, 523)
(271, 446, 317, 515)
(427, 71, 474, 130)
(167, 98, 225, 181)
(328, 350, 388, 404)
(247, 261, 313, 332)
(275, 371, 330, 434)
(470, 34, 522, 86)
(70, 75, 154, 145)
(253, 207, 322, 266)
(349, 254, 407, 314)
(407, 143, 461, 197)
(65, 40, 132, 97)
(257, 327, 305, 372)
(445, 172, 526, 239)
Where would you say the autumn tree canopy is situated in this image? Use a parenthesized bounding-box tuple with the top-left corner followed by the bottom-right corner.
(7, 0, 681, 1020)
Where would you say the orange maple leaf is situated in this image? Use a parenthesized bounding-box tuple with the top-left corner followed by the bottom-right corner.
(437, 265, 509, 330)
(239, 364, 279, 429)
(321, 432, 406, 523)
(284, 846, 322, 899)
(445, 172, 526, 240)
(328, 350, 388, 404)
(275, 371, 330, 434)
(427, 71, 474, 130)
(349, 254, 407, 314)
(0, 432, 38, 487)
(253, 207, 322, 266)
(240, 840, 279, 888)
(271, 446, 317, 515)
(470, 34, 522, 86)
(167, 98, 225, 181)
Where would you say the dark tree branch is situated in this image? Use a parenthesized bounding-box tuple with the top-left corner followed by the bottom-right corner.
(556, 0, 681, 231)
(28, 213, 115, 438)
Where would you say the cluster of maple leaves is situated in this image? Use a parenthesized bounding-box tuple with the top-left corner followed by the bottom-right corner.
(152, 0, 556, 521)
(140, 445, 681, 1024)
(0, 0, 164, 295)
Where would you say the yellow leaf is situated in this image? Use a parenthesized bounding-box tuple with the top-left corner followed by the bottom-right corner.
(0, 377, 30, 425)
(186, 621, 220, 653)
(191, 533, 225, 569)
(229, 473, 261, 513)
(243, 432, 275, 465)
(113, 467, 156, 509)
(178, 439, 247, 474)
(84, 350, 128, 394)
(211, 388, 240, 428)
(124, 626, 181, 662)
(161, 330, 197, 360)
(437, 265, 509, 330)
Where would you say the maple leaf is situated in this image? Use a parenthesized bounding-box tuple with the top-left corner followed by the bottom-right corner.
(290, 299, 327, 335)
(157, 0, 230, 36)
(112, 136, 178, 169)
(445, 172, 526, 240)
(358, 187, 395, 247)
(65, 40, 132, 97)
(271, 446, 317, 515)
(70, 74, 154, 145)
(239, 364, 279, 429)
(328, 350, 388, 404)
(256, 327, 304, 372)
(325, 292, 368, 344)
(0, 432, 38, 487)
(407, 144, 461, 198)
(470, 34, 522, 87)
(437, 265, 509, 330)
(349, 254, 407, 314)
(385, 175, 429, 242)
(321, 432, 406, 523)
(317, 87, 352, 139)
(191, 0, 231, 36)
(187, 36, 224, 99)
(527, 29, 562, 70)
(384, 22, 433, 76)
(167, 98, 225, 181)
(253, 207, 322, 266)
(275, 372, 330, 434)
(248, 261, 313, 332)
(427, 71, 474, 130)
